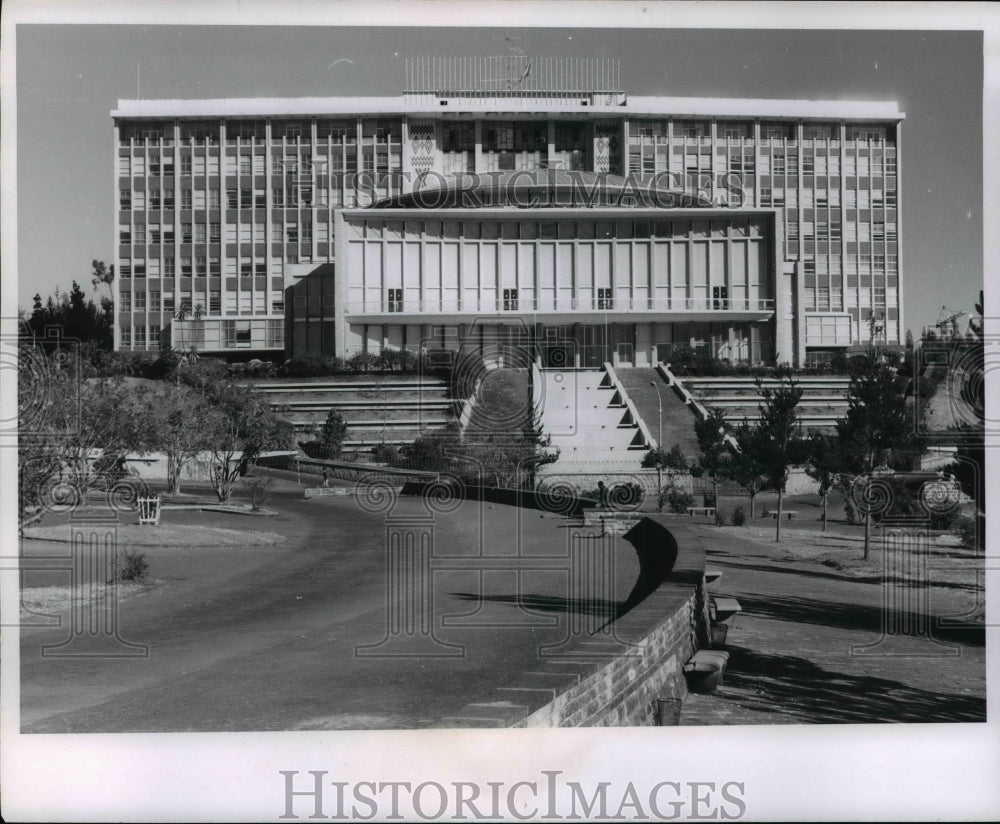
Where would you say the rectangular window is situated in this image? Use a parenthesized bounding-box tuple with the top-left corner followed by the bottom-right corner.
(503, 288, 519, 311)
(209, 291, 221, 313)
(597, 288, 614, 310)
(148, 225, 161, 244)
(192, 189, 206, 209)
(180, 155, 192, 175)
(148, 290, 160, 309)
(119, 224, 131, 244)
(386, 288, 403, 312)
(194, 224, 206, 243)
(286, 226, 298, 243)
(164, 257, 175, 276)
(181, 189, 192, 209)
(181, 222, 192, 243)
(163, 294, 175, 313)
(134, 292, 146, 310)
(209, 223, 220, 243)
(120, 293, 132, 312)
(712, 286, 729, 310)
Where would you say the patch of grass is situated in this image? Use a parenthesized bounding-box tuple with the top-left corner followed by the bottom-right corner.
(110, 549, 149, 584)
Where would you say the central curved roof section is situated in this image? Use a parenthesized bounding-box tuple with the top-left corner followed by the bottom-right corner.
(370, 171, 718, 210)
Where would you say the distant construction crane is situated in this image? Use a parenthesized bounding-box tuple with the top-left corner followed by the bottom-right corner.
(935, 306, 968, 338)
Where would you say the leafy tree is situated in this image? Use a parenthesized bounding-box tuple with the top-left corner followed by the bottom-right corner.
(804, 431, 843, 532)
(395, 422, 461, 472)
(642, 443, 689, 497)
(23, 280, 113, 350)
(135, 384, 222, 494)
(303, 410, 349, 460)
(837, 350, 914, 558)
(725, 421, 769, 520)
(692, 408, 731, 519)
(946, 290, 985, 549)
(17, 346, 146, 527)
(90, 259, 115, 308)
(752, 378, 804, 541)
(204, 382, 295, 502)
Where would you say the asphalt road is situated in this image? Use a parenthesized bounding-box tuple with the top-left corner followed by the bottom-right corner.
(20, 480, 638, 732)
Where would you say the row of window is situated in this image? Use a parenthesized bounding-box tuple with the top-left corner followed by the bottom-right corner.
(120, 319, 284, 348)
(628, 120, 893, 142)
(119, 120, 402, 144)
(348, 218, 765, 242)
(119, 290, 284, 314)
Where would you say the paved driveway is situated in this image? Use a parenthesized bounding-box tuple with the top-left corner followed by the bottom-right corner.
(20, 481, 637, 732)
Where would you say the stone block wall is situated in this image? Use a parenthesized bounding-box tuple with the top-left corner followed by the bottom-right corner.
(436, 519, 708, 728)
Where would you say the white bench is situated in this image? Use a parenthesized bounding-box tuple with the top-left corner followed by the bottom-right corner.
(763, 509, 798, 520)
(687, 506, 716, 517)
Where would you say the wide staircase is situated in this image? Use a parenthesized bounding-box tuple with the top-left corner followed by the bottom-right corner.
(535, 365, 652, 475)
(249, 376, 457, 454)
(463, 367, 535, 443)
(676, 375, 853, 432)
(614, 367, 700, 458)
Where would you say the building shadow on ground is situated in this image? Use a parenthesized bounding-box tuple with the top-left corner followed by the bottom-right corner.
(719, 644, 986, 723)
(715, 558, 982, 593)
(735, 593, 985, 647)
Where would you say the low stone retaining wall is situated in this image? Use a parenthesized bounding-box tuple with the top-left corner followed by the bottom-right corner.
(400, 481, 599, 519)
(436, 517, 708, 727)
(265, 455, 439, 486)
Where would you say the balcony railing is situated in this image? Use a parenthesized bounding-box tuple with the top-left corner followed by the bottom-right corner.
(344, 296, 775, 315)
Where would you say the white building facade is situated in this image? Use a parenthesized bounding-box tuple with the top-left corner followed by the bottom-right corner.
(111, 57, 904, 367)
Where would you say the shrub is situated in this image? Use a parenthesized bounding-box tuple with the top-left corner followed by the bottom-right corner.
(241, 475, 275, 511)
(371, 443, 400, 464)
(732, 505, 746, 526)
(714, 508, 729, 526)
(111, 549, 149, 584)
(347, 352, 380, 373)
(666, 488, 695, 514)
(952, 515, 978, 548)
(281, 354, 331, 378)
(607, 482, 644, 511)
(377, 349, 418, 372)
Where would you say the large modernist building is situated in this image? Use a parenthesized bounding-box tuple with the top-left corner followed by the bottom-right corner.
(111, 57, 903, 368)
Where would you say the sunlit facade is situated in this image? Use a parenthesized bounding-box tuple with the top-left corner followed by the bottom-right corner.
(111, 57, 903, 367)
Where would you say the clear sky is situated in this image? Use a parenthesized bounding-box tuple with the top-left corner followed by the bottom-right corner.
(14, 24, 983, 333)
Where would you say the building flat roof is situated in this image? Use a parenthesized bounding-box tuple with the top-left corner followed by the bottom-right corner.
(112, 95, 904, 120)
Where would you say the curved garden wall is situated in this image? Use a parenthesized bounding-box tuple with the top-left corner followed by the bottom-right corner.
(436, 517, 709, 727)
